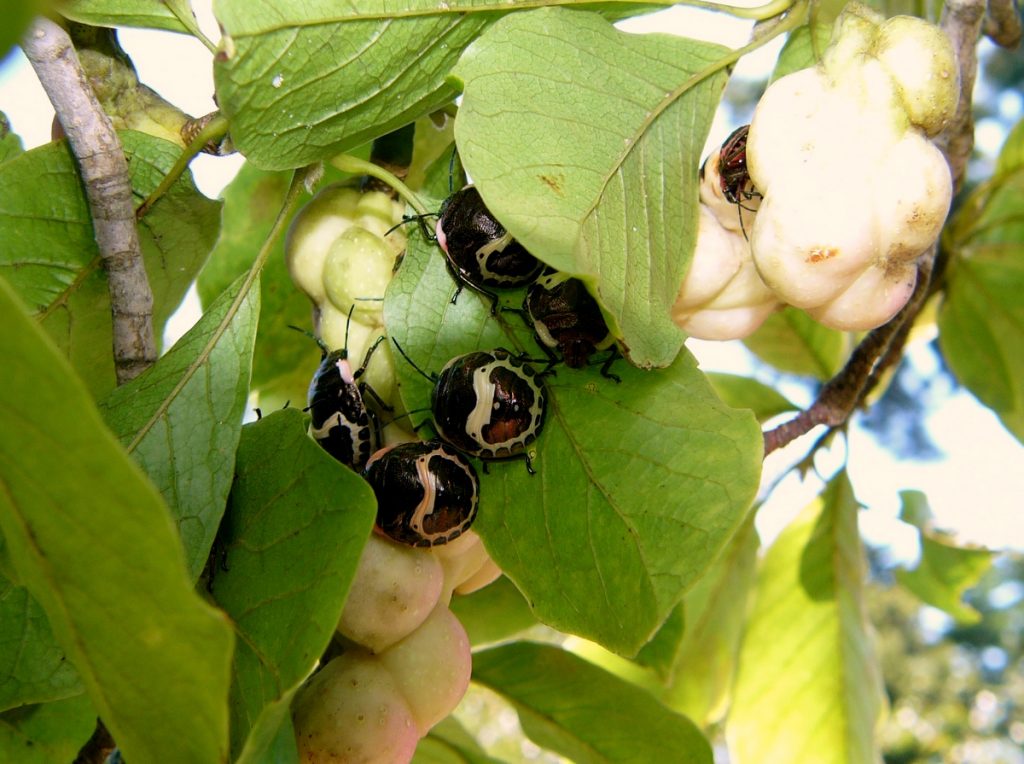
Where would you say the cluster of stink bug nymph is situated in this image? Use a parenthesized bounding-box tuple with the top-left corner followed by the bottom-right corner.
(302, 175, 621, 552)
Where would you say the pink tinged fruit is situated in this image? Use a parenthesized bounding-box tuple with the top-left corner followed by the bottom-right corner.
(337, 534, 444, 653)
(292, 651, 421, 764)
(380, 603, 473, 733)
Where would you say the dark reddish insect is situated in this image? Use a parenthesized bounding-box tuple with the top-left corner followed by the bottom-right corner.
(717, 124, 756, 205)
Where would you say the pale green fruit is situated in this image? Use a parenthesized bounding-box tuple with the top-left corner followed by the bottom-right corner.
(322, 226, 397, 328)
(318, 307, 397, 409)
(292, 652, 420, 764)
(286, 185, 362, 305)
(379, 604, 472, 733)
(338, 534, 444, 653)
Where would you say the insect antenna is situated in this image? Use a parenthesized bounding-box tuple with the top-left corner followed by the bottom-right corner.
(390, 338, 438, 384)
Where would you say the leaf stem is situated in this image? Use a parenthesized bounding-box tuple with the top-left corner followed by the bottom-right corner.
(331, 153, 431, 216)
(136, 113, 229, 219)
(162, 0, 218, 54)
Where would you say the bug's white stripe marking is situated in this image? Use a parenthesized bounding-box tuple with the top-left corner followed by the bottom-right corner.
(410, 454, 438, 539)
(465, 365, 497, 447)
(476, 231, 513, 259)
(310, 412, 346, 440)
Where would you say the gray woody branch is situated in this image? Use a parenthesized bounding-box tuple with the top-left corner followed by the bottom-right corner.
(22, 17, 156, 384)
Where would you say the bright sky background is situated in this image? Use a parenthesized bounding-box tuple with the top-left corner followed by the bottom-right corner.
(1, 4, 1021, 557)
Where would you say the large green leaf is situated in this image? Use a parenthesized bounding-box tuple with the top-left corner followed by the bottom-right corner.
(0, 575, 82, 712)
(58, 0, 189, 32)
(99, 274, 259, 581)
(939, 166, 1024, 443)
(385, 187, 762, 656)
(727, 473, 884, 764)
(2, 1, 45, 60)
(473, 642, 712, 763)
(0, 694, 96, 764)
(770, 18, 832, 81)
(211, 409, 376, 759)
(452, 8, 728, 368)
(212, 6, 486, 170)
(894, 491, 993, 624)
(743, 306, 847, 379)
(706, 372, 797, 423)
(994, 117, 1024, 175)
(0, 131, 221, 398)
(197, 162, 323, 407)
(665, 514, 759, 726)
(0, 277, 234, 764)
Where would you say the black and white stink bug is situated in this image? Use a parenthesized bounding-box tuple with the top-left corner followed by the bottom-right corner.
(363, 440, 479, 547)
(525, 269, 618, 376)
(395, 344, 548, 473)
(305, 330, 387, 472)
(435, 185, 545, 309)
(699, 124, 761, 237)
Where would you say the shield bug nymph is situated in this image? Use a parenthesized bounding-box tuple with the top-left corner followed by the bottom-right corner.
(393, 343, 548, 473)
(363, 440, 479, 547)
(435, 185, 545, 311)
(524, 269, 619, 380)
(300, 313, 390, 471)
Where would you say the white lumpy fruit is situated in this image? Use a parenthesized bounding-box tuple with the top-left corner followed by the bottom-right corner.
(743, 3, 956, 332)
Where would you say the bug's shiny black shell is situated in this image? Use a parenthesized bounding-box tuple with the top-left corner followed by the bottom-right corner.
(363, 440, 479, 547)
(308, 350, 379, 471)
(434, 186, 544, 291)
(525, 270, 614, 368)
(432, 349, 546, 460)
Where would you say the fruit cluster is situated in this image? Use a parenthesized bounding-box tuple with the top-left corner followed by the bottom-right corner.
(674, 5, 957, 339)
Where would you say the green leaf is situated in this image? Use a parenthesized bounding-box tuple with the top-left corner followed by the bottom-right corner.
(198, 162, 318, 406)
(58, 0, 188, 33)
(771, 19, 832, 82)
(473, 642, 712, 764)
(387, 221, 762, 655)
(211, 409, 376, 759)
(939, 184, 1024, 443)
(0, 113, 23, 165)
(727, 473, 884, 764)
(632, 603, 685, 680)
(706, 372, 797, 423)
(0, 694, 96, 764)
(234, 693, 299, 764)
(666, 514, 759, 726)
(452, 8, 728, 368)
(895, 491, 993, 624)
(744, 306, 847, 379)
(98, 274, 259, 581)
(0, 131, 221, 398)
(0, 575, 82, 712)
(414, 717, 503, 764)
(995, 117, 1024, 176)
(449, 576, 537, 647)
(0, 276, 234, 764)
(213, 6, 487, 170)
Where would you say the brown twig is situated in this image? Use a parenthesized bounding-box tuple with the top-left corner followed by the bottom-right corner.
(984, 0, 1022, 48)
(762, 0, 985, 457)
(22, 17, 156, 384)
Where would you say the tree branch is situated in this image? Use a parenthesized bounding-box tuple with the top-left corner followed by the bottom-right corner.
(984, 0, 1022, 48)
(22, 17, 156, 384)
(762, 0, 985, 456)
